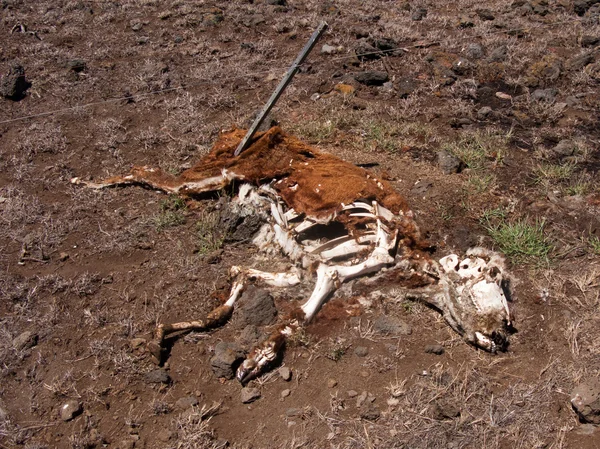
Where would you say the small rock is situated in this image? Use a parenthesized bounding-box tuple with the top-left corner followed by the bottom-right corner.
(465, 43, 484, 60)
(354, 71, 389, 86)
(0, 64, 30, 101)
(356, 391, 368, 408)
(531, 88, 558, 102)
(279, 366, 292, 381)
(550, 140, 576, 158)
(327, 378, 338, 388)
(380, 81, 394, 93)
(60, 400, 82, 421)
(359, 403, 381, 421)
(396, 78, 417, 98)
(575, 424, 597, 435)
(157, 430, 174, 442)
(241, 387, 261, 404)
(238, 325, 261, 347)
(572, 379, 600, 423)
(487, 45, 508, 62)
(130, 338, 146, 349)
(13, 331, 38, 351)
(286, 407, 302, 417)
(452, 58, 473, 75)
(347, 390, 358, 398)
(476, 8, 495, 20)
(354, 346, 369, 357)
(321, 44, 337, 55)
(58, 252, 69, 261)
(235, 286, 277, 327)
(373, 315, 412, 336)
(67, 59, 86, 73)
(581, 35, 600, 47)
(457, 15, 474, 28)
(144, 369, 171, 384)
(411, 8, 427, 21)
(175, 396, 198, 410)
(425, 344, 445, 355)
(281, 389, 291, 398)
(411, 180, 433, 197)
(430, 401, 460, 420)
(477, 106, 493, 120)
(0, 403, 8, 421)
(566, 53, 594, 71)
(210, 341, 245, 379)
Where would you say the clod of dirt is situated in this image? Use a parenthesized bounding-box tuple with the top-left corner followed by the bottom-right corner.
(437, 150, 464, 174)
(571, 379, 600, 424)
(425, 344, 445, 355)
(144, 368, 171, 384)
(550, 140, 576, 159)
(234, 286, 277, 328)
(373, 315, 412, 336)
(175, 396, 199, 410)
(278, 366, 292, 381)
(410, 180, 433, 197)
(241, 387, 261, 404)
(60, 400, 83, 421)
(210, 341, 245, 379)
(354, 346, 369, 357)
(359, 403, 381, 421)
(12, 331, 38, 351)
(429, 400, 461, 420)
(411, 8, 427, 21)
(354, 71, 389, 86)
(0, 64, 30, 101)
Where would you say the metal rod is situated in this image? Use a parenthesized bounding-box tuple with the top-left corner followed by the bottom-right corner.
(234, 21, 328, 156)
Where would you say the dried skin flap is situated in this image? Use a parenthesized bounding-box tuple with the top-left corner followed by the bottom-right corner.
(100, 127, 410, 220)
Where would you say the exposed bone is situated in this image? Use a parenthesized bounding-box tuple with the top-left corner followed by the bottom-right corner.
(319, 234, 377, 260)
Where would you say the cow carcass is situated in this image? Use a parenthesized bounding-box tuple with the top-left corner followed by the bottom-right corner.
(72, 126, 513, 383)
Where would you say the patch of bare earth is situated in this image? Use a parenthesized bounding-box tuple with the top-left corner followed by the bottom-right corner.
(1, 0, 599, 448)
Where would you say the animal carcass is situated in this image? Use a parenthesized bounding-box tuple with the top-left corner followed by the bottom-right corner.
(72, 126, 513, 383)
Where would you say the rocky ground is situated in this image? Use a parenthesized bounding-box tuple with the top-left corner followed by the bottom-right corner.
(1, 0, 600, 448)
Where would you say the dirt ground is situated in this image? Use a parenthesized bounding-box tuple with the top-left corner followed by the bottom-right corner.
(1, 1, 600, 448)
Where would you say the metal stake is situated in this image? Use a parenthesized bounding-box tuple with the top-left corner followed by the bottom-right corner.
(234, 21, 328, 156)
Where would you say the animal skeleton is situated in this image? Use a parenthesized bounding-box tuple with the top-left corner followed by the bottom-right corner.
(73, 127, 513, 383)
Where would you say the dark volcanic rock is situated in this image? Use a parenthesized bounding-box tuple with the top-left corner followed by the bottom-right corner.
(466, 43, 485, 60)
(359, 403, 381, 421)
(487, 45, 508, 63)
(550, 139, 576, 159)
(437, 150, 464, 174)
(571, 379, 600, 423)
(476, 8, 495, 20)
(425, 344, 445, 355)
(581, 35, 600, 47)
(210, 341, 245, 379)
(354, 71, 389, 86)
(241, 387, 261, 403)
(0, 64, 30, 100)
(430, 401, 460, 420)
(396, 78, 417, 98)
(235, 286, 277, 327)
(566, 53, 594, 71)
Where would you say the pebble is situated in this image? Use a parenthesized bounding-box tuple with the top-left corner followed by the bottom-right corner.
(465, 43, 484, 60)
(281, 389, 291, 398)
(347, 390, 358, 398)
(327, 378, 338, 388)
(356, 391, 368, 408)
(241, 387, 261, 404)
(476, 8, 495, 20)
(144, 369, 171, 384)
(359, 403, 381, 421)
(477, 106, 492, 120)
(425, 344, 445, 355)
(60, 400, 83, 421)
(354, 71, 389, 86)
(175, 396, 198, 410)
(531, 88, 558, 102)
(321, 44, 337, 55)
(437, 150, 463, 174)
(279, 366, 292, 381)
(286, 407, 302, 417)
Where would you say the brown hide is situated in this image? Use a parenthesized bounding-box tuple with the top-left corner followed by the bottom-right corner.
(103, 127, 410, 220)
